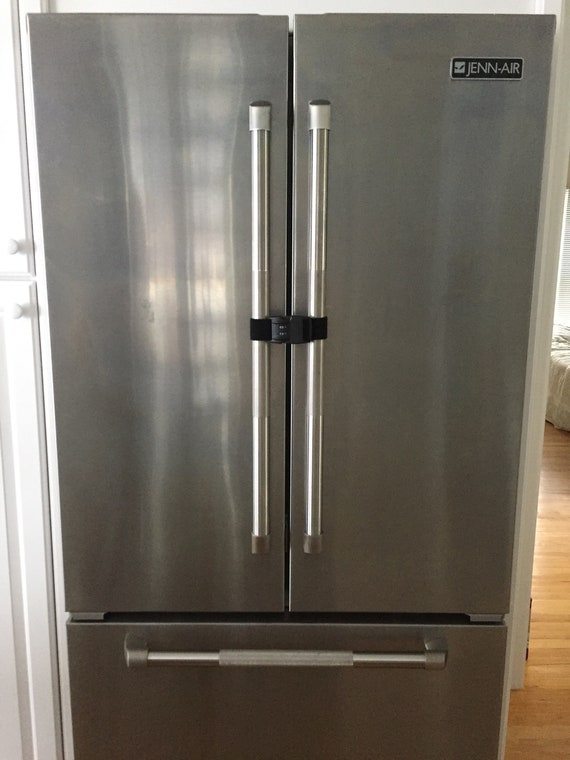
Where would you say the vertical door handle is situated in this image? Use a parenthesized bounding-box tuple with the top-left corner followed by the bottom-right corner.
(250, 102, 271, 554)
(305, 101, 330, 554)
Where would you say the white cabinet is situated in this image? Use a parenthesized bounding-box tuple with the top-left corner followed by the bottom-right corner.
(0, 453, 24, 760)
(0, 282, 61, 760)
(0, 0, 34, 276)
(0, 2, 61, 758)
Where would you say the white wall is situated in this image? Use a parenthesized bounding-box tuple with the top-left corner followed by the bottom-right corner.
(51, 0, 539, 21)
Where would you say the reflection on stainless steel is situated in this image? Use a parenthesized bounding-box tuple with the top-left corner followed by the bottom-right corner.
(106, 21, 244, 598)
(30, 15, 288, 612)
(304, 102, 330, 554)
(250, 102, 271, 554)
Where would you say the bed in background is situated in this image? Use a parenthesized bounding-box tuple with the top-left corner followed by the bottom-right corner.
(546, 324, 570, 431)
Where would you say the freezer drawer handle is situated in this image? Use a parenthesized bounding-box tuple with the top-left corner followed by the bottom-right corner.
(124, 636, 447, 670)
(250, 102, 271, 554)
(250, 315, 327, 343)
(305, 100, 331, 554)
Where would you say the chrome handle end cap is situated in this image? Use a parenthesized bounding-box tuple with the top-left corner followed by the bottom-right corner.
(249, 101, 271, 131)
(124, 634, 149, 668)
(303, 533, 323, 554)
(251, 533, 271, 554)
(309, 100, 331, 131)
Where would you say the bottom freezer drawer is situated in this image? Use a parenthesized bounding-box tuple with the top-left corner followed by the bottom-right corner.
(67, 620, 506, 760)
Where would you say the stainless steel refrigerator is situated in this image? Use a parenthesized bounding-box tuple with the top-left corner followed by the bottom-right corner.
(29, 13, 553, 759)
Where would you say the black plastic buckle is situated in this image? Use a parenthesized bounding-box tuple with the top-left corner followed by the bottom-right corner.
(250, 316, 328, 344)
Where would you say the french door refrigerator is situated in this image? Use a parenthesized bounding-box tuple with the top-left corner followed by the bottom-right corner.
(29, 13, 553, 760)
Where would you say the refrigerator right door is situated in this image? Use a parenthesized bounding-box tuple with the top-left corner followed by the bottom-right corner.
(290, 15, 554, 613)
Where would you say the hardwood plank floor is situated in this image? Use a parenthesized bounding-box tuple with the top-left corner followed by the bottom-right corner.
(505, 422, 570, 759)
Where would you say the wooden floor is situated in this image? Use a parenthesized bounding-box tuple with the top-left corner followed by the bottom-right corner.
(504, 422, 570, 759)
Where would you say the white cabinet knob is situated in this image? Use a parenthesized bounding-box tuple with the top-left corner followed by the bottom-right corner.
(7, 239, 20, 255)
(2, 303, 24, 319)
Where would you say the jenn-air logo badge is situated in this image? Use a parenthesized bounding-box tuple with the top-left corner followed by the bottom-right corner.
(450, 57, 523, 80)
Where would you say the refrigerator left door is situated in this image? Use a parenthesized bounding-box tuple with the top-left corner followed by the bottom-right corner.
(28, 14, 289, 613)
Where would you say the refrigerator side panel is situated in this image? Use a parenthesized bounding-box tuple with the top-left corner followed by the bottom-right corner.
(291, 14, 554, 613)
(67, 620, 506, 760)
(29, 14, 289, 612)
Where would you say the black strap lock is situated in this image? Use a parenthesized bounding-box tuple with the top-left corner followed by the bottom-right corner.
(250, 316, 328, 344)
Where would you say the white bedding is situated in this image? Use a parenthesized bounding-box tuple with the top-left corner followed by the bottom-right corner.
(546, 324, 570, 431)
